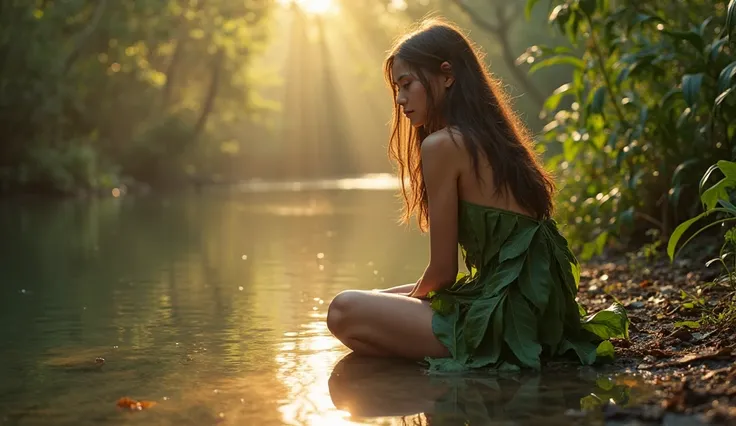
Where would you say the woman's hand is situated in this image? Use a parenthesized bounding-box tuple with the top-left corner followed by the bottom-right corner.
(407, 279, 432, 299)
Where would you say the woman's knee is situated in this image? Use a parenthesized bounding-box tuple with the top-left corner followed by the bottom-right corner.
(326, 290, 364, 336)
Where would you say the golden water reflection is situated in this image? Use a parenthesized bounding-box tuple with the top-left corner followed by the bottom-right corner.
(0, 184, 654, 426)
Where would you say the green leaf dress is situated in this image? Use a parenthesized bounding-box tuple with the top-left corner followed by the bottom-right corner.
(426, 200, 629, 372)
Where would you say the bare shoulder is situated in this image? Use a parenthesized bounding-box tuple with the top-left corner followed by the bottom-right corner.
(420, 127, 465, 164)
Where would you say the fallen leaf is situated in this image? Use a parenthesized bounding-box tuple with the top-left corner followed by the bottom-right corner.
(117, 397, 157, 411)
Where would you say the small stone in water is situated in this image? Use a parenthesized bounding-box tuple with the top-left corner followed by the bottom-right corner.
(241, 255, 248, 260)
(238, 286, 244, 291)
(317, 252, 325, 259)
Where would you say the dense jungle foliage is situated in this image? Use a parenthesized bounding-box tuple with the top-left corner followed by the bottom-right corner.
(523, 0, 736, 257)
(0, 0, 274, 194)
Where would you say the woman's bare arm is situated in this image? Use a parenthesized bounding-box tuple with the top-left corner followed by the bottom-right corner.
(409, 130, 461, 299)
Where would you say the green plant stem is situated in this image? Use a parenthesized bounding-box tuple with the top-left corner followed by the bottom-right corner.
(583, 12, 630, 128)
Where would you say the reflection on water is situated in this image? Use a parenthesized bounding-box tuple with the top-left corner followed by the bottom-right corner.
(328, 354, 652, 425)
(0, 180, 651, 425)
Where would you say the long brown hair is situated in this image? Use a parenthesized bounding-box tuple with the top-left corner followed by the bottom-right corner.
(383, 18, 555, 231)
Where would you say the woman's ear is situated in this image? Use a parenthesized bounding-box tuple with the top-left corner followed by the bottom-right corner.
(440, 61, 454, 88)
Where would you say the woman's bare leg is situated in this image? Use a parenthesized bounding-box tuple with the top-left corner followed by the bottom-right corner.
(326, 290, 450, 360)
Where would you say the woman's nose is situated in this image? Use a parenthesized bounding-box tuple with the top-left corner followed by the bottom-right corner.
(396, 96, 407, 106)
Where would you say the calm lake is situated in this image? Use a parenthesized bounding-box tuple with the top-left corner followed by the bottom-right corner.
(0, 176, 651, 425)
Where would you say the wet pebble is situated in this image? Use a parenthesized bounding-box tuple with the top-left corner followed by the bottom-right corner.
(627, 301, 645, 309)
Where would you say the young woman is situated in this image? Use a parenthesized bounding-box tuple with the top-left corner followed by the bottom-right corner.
(326, 18, 627, 372)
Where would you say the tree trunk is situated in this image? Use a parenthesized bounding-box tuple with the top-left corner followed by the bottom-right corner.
(450, 0, 545, 109)
(162, 36, 186, 110)
(192, 50, 225, 141)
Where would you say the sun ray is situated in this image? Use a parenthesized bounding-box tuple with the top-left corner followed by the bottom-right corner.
(277, 0, 339, 16)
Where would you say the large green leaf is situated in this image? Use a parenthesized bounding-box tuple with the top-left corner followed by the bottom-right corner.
(702, 179, 734, 210)
(463, 290, 507, 352)
(667, 208, 736, 260)
(539, 279, 564, 353)
(518, 233, 551, 312)
(714, 159, 736, 180)
(483, 214, 518, 265)
(499, 224, 539, 262)
(700, 160, 736, 210)
(717, 62, 736, 95)
(468, 298, 506, 368)
(529, 55, 586, 74)
(484, 253, 527, 297)
(596, 340, 615, 359)
(431, 302, 461, 358)
(663, 29, 704, 52)
(682, 73, 704, 107)
(559, 339, 597, 365)
(581, 302, 629, 340)
(504, 287, 542, 370)
(726, 0, 736, 40)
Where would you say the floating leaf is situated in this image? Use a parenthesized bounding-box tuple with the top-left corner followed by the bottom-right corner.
(117, 397, 157, 411)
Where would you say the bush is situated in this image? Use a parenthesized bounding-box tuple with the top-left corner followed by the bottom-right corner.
(525, 0, 736, 258)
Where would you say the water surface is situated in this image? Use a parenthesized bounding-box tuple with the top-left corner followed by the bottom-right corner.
(0, 178, 650, 425)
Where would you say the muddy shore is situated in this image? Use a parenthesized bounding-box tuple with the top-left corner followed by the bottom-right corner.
(576, 248, 736, 425)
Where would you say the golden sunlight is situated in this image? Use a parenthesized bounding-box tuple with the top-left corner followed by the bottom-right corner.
(277, 0, 339, 15)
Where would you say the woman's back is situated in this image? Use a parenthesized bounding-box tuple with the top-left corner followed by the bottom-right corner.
(445, 127, 534, 219)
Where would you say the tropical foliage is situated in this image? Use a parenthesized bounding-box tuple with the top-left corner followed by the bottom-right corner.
(524, 0, 736, 258)
(1, 0, 273, 194)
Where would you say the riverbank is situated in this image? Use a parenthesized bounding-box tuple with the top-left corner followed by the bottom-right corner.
(577, 249, 736, 424)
